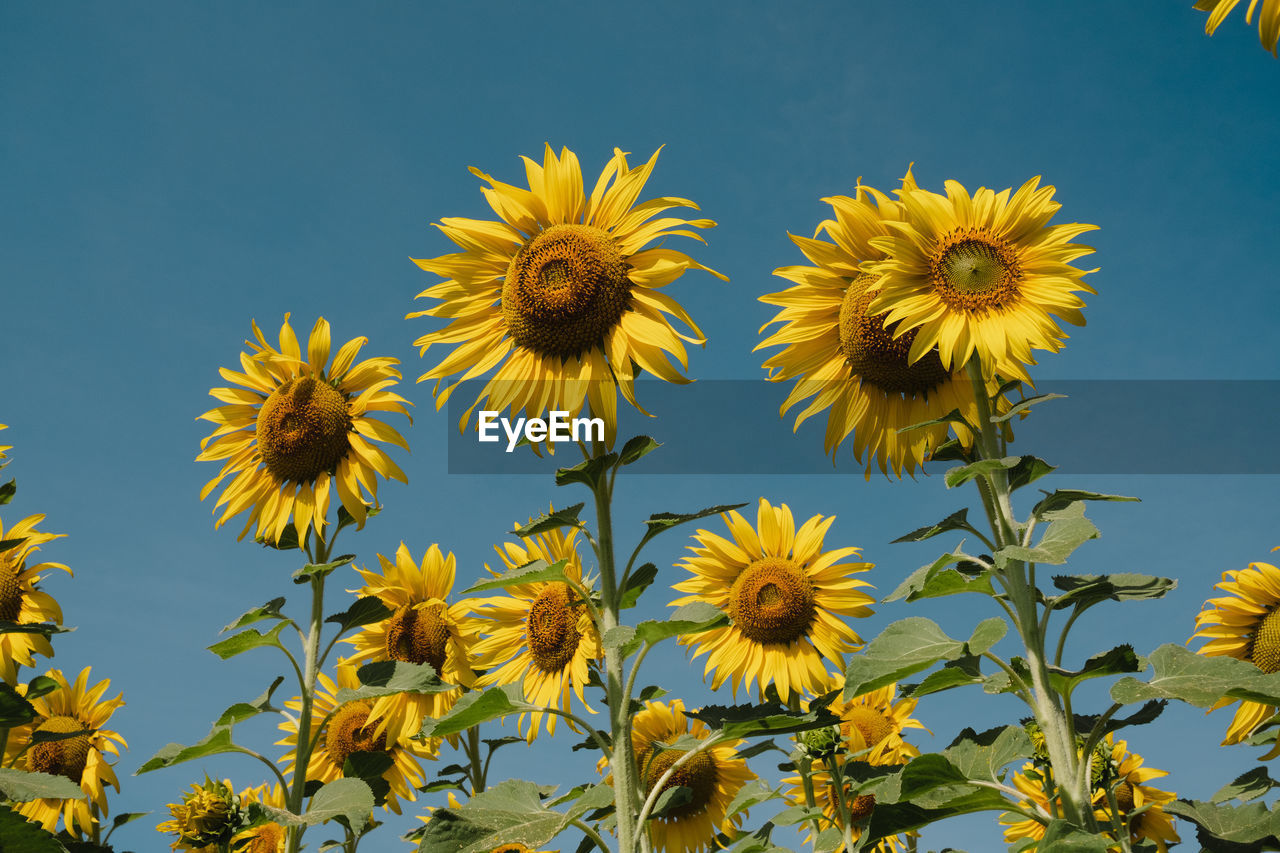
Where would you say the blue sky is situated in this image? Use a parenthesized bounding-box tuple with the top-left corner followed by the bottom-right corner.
(2, 2, 1279, 850)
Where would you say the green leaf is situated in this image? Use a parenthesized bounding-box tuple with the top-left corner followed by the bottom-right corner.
(215, 676, 285, 727)
(1074, 700, 1167, 740)
(650, 785, 693, 819)
(223, 597, 288, 632)
(1163, 799, 1280, 848)
(1034, 820, 1113, 851)
(1112, 644, 1280, 707)
(643, 505, 748, 536)
(0, 766, 87, 801)
(419, 685, 534, 739)
(0, 683, 36, 727)
(1049, 645, 1142, 695)
(619, 563, 658, 610)
(944, 456, 1021, 488)
(0, 537, 25, 555)
(293, 554, 356, 585)
(619, 435, 661, 466)
(943, 726, 1033, 784)
(843, 618, 966, 697)
(927, 437, 972, 464)
(555, 454, 616, 489)
(686, 704, 839, 740)
(725, 780, 781, 820)
(24, 675, 58, 701)
(901, 657, 985, 698)
(340, 661, 453, 702)
(897, 408, 971, 435)
(136, 725, 239, 773)
(620, 602, 728, 658)
(1033, 490, 1139, 518)
(109, 811, 151, 830)
(884, 555, 996, 604)
(0, 480, 15, 505)
(967, 618, 1007, 655)
(415, 779, 570, 853)
(0, 804, 65, 852)
(258, 522, 301, 551)
(892, 509, 980, 544)
(342, 752, 392, 806)
(0, 621, 70, 638)
(997, 504, 1098, 566)
(207, 620, 290, 660)
(513, 504, 585, 537)
(989, 393, 1067, 423)
(462, 558, 570, 594)
(1050, 573, 1176, 611)
(1007, 456, 1056, 491)
(325, 596, 393, 633)
(305, 778, 376, 830)
(1214, 767, 1280, 804)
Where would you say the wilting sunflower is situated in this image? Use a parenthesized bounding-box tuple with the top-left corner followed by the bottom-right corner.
(342, 542, 480, 744)
(1192, 553, 1280, 744)
(157, 777, 239, 851)
(0, 513, 70, 682)
(1001, 736, 1179, 852)
(409, 144, 725, 442)
(277, 663, 429, 814)
(782, 754, 909, 853)
(11, 667, 126, 835)
(865, 174, 1097, 383)
(758, 171, 987, 478)
(470, 523, 601, 741)
(1196, 0, 1280, 55)
(601, 698, 755, 853)
(197, 314, 410, 545)
(671, 499, 874, 701)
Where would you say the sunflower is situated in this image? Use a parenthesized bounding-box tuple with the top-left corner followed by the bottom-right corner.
(157, 777, 239, 851)
(1001, 736, 1179, 852)
(409, 144, 725, 443)
(0, 513, 70, 682)
(1192, 552, 1280, 743)
(277, 663, 429, 814)
(782, 755, 910, 853)
(231, 782, 288, 853)
(865, 174, 1097, 383)
(758, 171, 988, 478)
(1196, 0, 1280, 55)
(470, 523, 601, 741)
(0, 423, 10, 459)
(604, 698, 755, 853)
(670, 499, 874, 701)
(823, 677, 925, 765)
(197, 314, 410, 545)
(342, 542, 480, 745)
(11, 667, 126, 835)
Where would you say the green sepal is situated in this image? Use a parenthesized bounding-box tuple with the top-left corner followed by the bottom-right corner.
(222, 597, 288, 632)
(326, 596, 393, 634)
(512, 504, 585, 537)
(207, 620, 290, 660)
(1112, 644, 1280, 707)
(619, 435, 661, 465)
(555, 453, 616, 489)
(990, 393, 1067, 423)
(462, 558, 570, 594)
(0, 767, 87, 801)
(293, 553, 356, 585)
(619, 562, 658, 610)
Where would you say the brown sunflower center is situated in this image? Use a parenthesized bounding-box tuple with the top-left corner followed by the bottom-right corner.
(842, 707, 894, 750)
(0, 557, 23, 622)
(837, 275, 950, 396)
(728, 557, 817, 645)
(643, 747, 718, 819)
(325, 701, 388, 769)
(502, 224, 632, 358)
(385, 603, 451, 673)
(1113, 781, 1136, 814)
(526, 583, 583, 673)
(929, 230, 1022, 312)
(28, 715, 91, 782)
(256, 376, 352, 483)
(1250, 609, 1280, 674)
(490, 845, 536, 853)
(847, 793, 876, 823)
(240, 823, 287, 853)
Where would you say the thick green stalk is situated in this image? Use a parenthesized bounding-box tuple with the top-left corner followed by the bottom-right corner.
(286, 535, 330, 853)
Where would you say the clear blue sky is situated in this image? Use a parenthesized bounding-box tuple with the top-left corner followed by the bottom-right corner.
(3, 3, 1278, 850)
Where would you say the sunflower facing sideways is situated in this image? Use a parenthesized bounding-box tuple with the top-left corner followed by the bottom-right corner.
(782, 756, 910, 853)
(609, 698, 755, 853)
(671, 499, 874, 701)
(277, 663, 430, 814)
(865, 173, 1097, 384)
(10, 667, 126, 835)
(197, 314, 410, 545)
(0, 513, 70, 682)
(1192, 551, 1280, 744)
(409, 144, 725, 443)
(1196, 0, 1280, 55)
(757, 170, 986, 478)
(342, 542, 481, 744)
(469, 522, 600, 742)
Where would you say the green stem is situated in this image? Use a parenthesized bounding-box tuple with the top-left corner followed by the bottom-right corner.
(286, 531, 331, 853)
(826, 758, 856, 853)
(466, 725, 486, 795)
(570, 817, 614, 853)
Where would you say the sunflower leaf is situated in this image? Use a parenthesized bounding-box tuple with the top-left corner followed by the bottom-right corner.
(207, 620, 291, 660)
(0, 683, 35, 727)
(0, 767, 86, 801)
(643, 504, 749, 535)
(341, 660, 453, 701)
(325, 596, 392, 633)
(620, 602, 727, 658)
(996, 504, 1098, 566)
(512, 504, 585, 537)
(927, 437, 972, 464)
(943, 726, 1033, 784)
(967, 618, 1007, 655)
(897, 408, 972, 435)
(1034, 821, 1113, 851)
(619, 435, 661, 466)
(554, 454, 617, 489)
(1032, 490, 1140, 518)
(418, 685, 534, 739)
(862, 788, 1011, 846)
(884, 550, 996, 604)
(1162, 798, 1280, 847)
(1048, 645, 1143, 695)
(687, 703, 839, 739)
(989, 393, 1067, 423)
(342, 752, 392, 807)
(901, 656, 986, 698)
(0, 620, 71, 637)
(293, 554, 356, 585)
(649, 785, 693, 819)
(303, 778, 376, 829)
(843, 618, 967, 698)
(619, 562, 659, 610)
(726, 780, 782, 820)
(0, 803, 65, 852)
(891, 509, 981, 544)
(222, 597, 289, 632)
(1007, 455, 1057, 491)
(1111, 644, 1280, 707)
(943, 456, 1021, 488)
(414, 779, 571, 853)
(24, 675, 59, 700)
(1213, 767, 1280, 804)
(462, 558, 571, 594)
(215, 676, 285, 727)
(136, 725, 239, 773)
(1049, 573, 1176, 612)
(0, 479, 15, 505)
